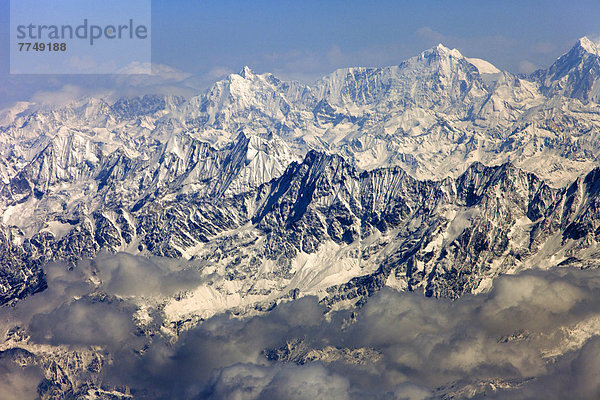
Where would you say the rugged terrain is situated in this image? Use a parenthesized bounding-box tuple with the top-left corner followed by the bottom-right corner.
(2, 37, 600, 399)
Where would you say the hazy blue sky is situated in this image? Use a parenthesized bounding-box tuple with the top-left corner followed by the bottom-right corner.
(149, 0, 599, 77)
(0, 0, 599, 105)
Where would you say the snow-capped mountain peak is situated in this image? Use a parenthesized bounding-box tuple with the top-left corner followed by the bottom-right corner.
(466, 57, 501, 74)
(429, 43, 464, 59)
(238, 65, 256, 78)
(535, 36, 600, 103)
(577, 36, 600, 56)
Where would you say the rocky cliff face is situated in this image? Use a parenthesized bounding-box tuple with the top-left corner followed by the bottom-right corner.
(4, 147, 600, 312)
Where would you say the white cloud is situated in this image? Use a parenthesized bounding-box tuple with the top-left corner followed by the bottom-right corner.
(207, 66, 234, 80)
(206, 364, 352, 400)
(30, 84, 89, 106)
(0, 360, 43, 400)
(519, 60, 538, 74)
(4, 254, 600, 398)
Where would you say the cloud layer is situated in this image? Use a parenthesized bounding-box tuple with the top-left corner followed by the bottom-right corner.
(2, 254, 600, 399)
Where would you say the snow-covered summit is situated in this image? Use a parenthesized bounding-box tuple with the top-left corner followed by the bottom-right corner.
(424, 43, 464, 59)
(535, 36, 600, 104)
(577, 36, 600, 56)
(466, 57, 501, 74)
(238, 65, 255, 78)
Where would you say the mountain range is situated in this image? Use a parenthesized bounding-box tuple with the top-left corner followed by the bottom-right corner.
(2, 36, 600, 399)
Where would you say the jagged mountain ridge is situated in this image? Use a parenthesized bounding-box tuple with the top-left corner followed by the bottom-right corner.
(4, 147, 600, 313)
(2, 37, 600, 187)
(535, 37, 600, 103)
(2, 37, 600, 312)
